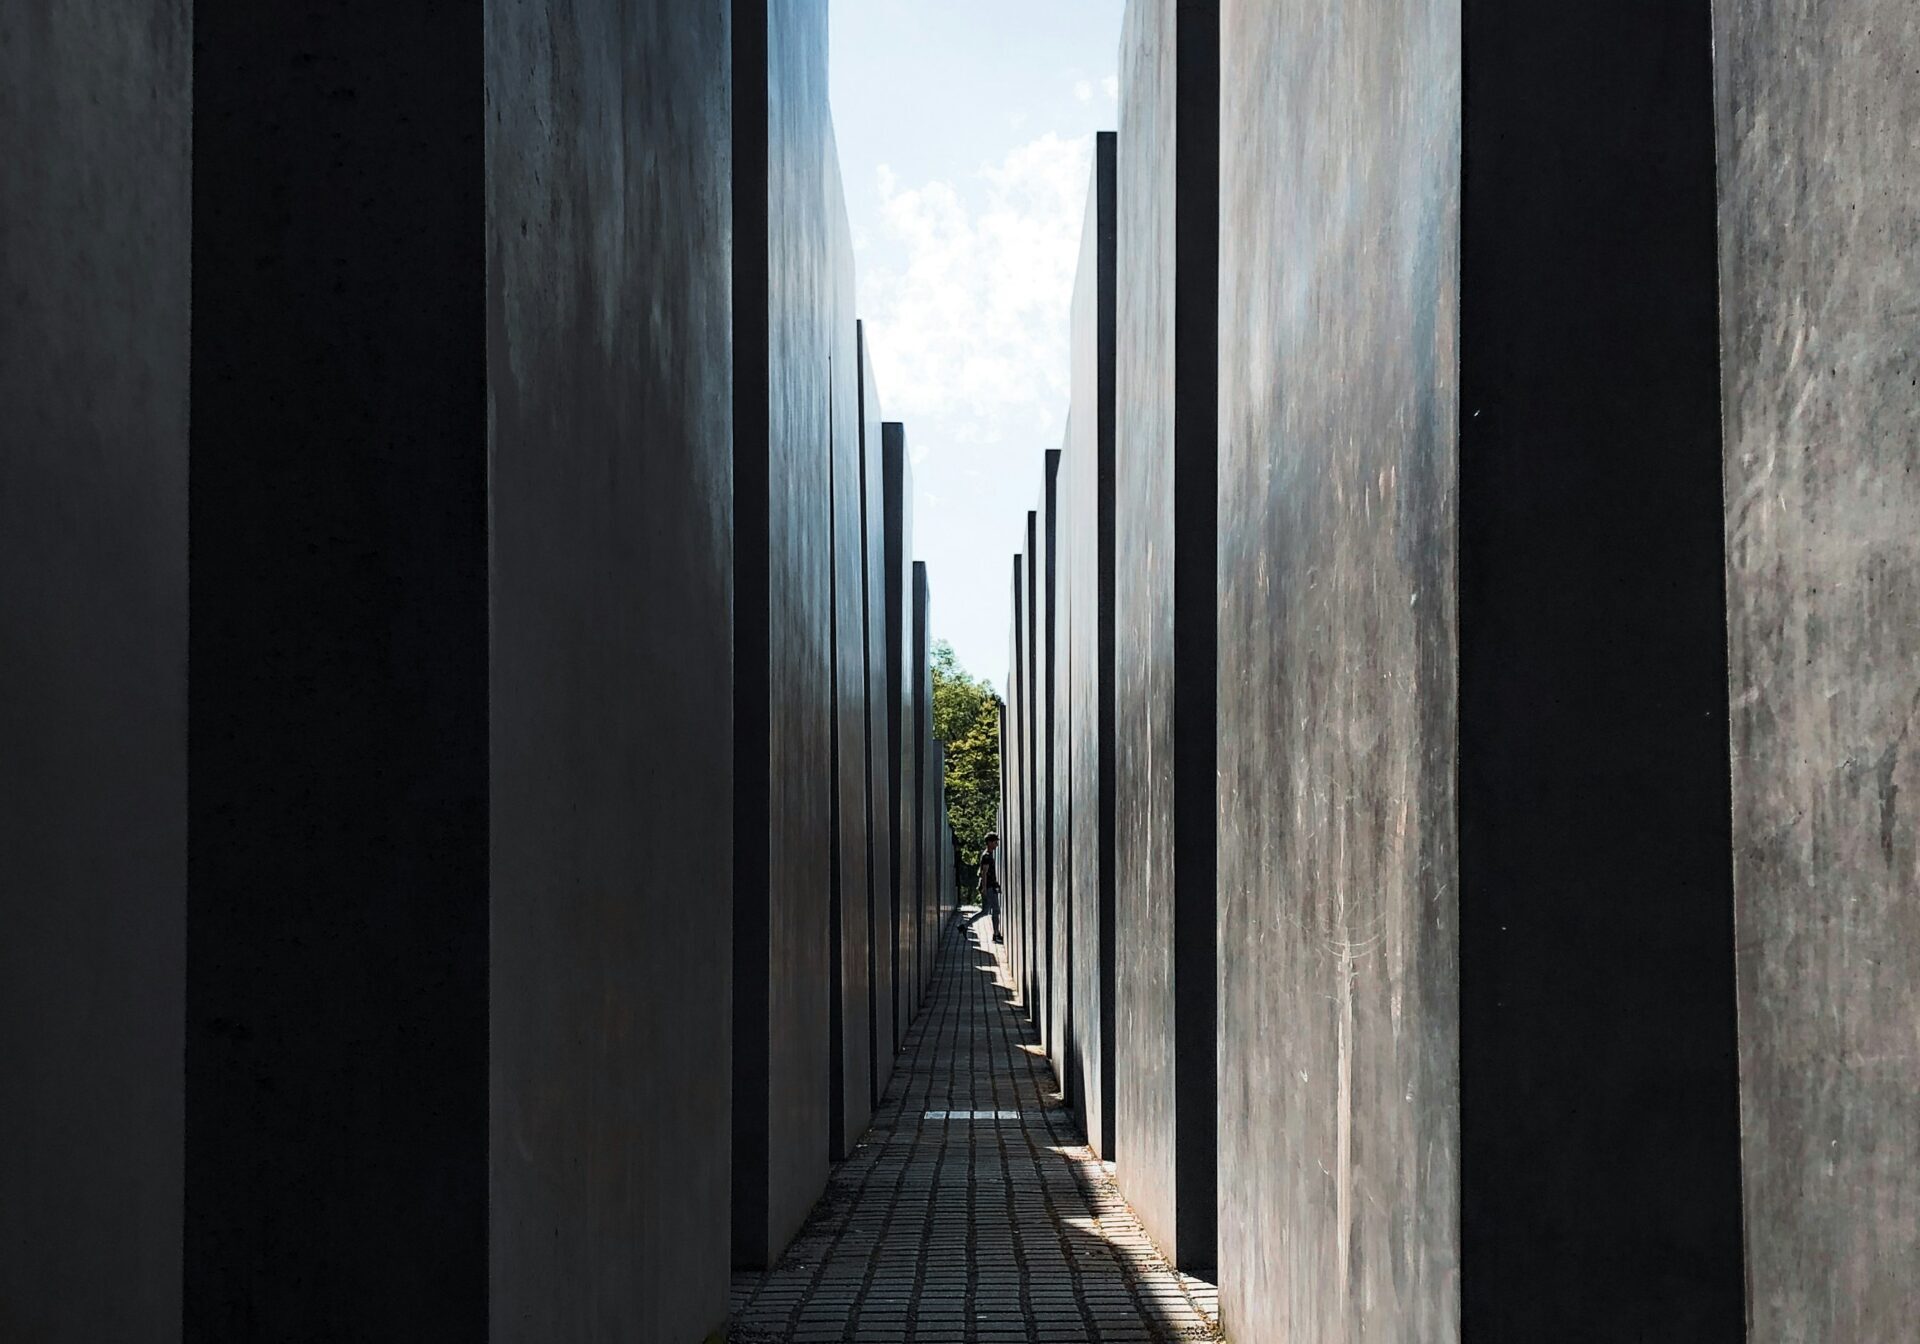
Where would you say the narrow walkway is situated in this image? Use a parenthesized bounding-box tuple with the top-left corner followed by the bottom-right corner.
(730, 911, 1221, 1343)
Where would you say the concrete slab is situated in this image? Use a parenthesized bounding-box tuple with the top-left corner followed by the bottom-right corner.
(0, 3, 189, 1336)
(1114, 0, 1217, 1273)
(1715, 2, 1920, 1336)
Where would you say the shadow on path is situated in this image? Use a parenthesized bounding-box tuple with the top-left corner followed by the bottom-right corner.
(730, 911, 1221, 1343)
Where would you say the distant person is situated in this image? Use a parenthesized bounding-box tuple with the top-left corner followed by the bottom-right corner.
(976, 833, 1002, 944)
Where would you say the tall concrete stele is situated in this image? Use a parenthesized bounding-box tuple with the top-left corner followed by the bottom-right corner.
(1004, 0, 1920, 1340)
(5, 0, 955, 1339)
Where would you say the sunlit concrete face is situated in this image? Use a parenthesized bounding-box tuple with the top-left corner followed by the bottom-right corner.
(734, 0, 835, 1270)
(1113, 0, 1215, 1274)
(858, 326, 896, 1108)
(1064, 133, 1117, 1160)
(1216, 0, 1459, 1338)
(1, 3, 189, 1336)
(1715, 2, 1920, 1336)
(828, 149, 873, 1164)
(885, 425, 919, 1041)
(1038, 450, 1066, 1092)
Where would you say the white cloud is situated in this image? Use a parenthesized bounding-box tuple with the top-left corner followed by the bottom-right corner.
(1102, 74, 1118, 100)
(858, 131, 1094, 456)
(1073, 78, 1093, 103)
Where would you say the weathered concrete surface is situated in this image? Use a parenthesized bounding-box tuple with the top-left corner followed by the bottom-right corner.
(1216, 0, 1458, 1338)
(1456, 3, 1746, 1338)
(1009, 557, 1030, 1007)
(733, 0, 834, 1268)
(1714, 3, 1920, 1336)
(1039, 452, 1065, 1081)
(859, 325, 896, 1105)
(0, 4, 188, 1337)
(886, 424, 920, 1040)
(186, 5, 490, 1334)
(913, 562, 936, 1001)
(827, 145, 873, 1162)
(1113, 0, 1217, 1273)
(1052, 423, 1078, 1108)
(1024, 509, 1041, 1021)
(486, 2, 733, 1334)
(1066, 132, 1118, 1158)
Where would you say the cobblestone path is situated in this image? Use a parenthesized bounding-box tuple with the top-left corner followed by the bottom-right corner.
(729, 909, 1221, 1343)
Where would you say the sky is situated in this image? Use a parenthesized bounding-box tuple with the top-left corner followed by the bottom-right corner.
(829, 0, 1126, 694)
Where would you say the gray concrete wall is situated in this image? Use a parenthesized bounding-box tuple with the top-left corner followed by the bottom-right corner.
(1715, 3, 1920, 1336)
(0, 4, 189, 1337)
(886, 426, 919, 1041)
(1010, 558, 1030, 1006)
(1216, 0, 1459, 1337)
(1024, 510, 1041, 1020)
(1456, 3, 1745, 1336)
(1066, 132, 1117, 1158)
(912, 563, 935, 999)
(859, 326, 897, 1106)
(1113, 0, 1217, 1272)
(1039, 453, 1065, 1077)
(486, 2, 733, 1337)
(733, 0, 834, 1268)
(1052, 422, 1078, 1107)
(827, 144, 873, 1162)
(185, 5, 491, 1334)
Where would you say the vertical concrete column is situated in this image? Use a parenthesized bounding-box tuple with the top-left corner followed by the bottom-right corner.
(827, 152, 873, 1163)
(1457, 2, 1744, 1337)
(1, 3, 189, 1337)
(1053, 424, 1077, 1105)
(733, 0, 835, 1269)
(186, 5, 490, 1335)
(912, 562, 933, 998)
(1010, 558, 1029, 998)
(1024, 509, 1042, 1021)
(1115, 0, 1216, 1272)
(1038, 458, 1064, 1066)
(1714, 3, 1920, 1337)
(488, 0, 734, 1335)
(1067, 132, 1119, 1158)
(885, 424, 918, 1040)
(1217, 0, 1745, 1338)
(858, 325, 897, 1106)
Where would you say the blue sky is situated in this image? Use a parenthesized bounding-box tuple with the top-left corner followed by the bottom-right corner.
(829, 0, 1125, 692)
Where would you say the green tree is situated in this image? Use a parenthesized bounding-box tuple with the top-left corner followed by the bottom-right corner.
(930, 640, 1001, 878)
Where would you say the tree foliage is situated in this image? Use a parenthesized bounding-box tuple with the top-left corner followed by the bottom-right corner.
(930, 639, 1000, 875)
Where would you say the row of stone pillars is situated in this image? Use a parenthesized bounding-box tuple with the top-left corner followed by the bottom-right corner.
(3, 2, 960, 1340)
(997, 2, 1918, 1343)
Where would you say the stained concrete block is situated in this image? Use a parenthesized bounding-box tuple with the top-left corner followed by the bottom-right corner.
(1009, 557, 1030, 1004)
(1219, 0, 1747, 1337)
(1024, 509, 1042, 1021)
(912, 562, 935, 999)
(1456, 3, 1745, 1337)
(1051, 422, 1077, 1105)
(0, 3, 189, 1337)
(858, 325, 897, 1107)
(486, 2, 734, 1334)
(885, 424, 919, 1041)
(185, 5, 491, 1334)
(1113, 0, 1217, 1273)
(733, 0, 835, 1269)
(1218, 0, 1461, 1337)
(827, 148, 873, 1163)
(1038, 451, 1065, 1079)
(1714, 3, 1920, 1337)
(1066, 132, 1118, 1159)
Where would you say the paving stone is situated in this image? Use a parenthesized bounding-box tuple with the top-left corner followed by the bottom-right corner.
(731, 912, 1221, 1341)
